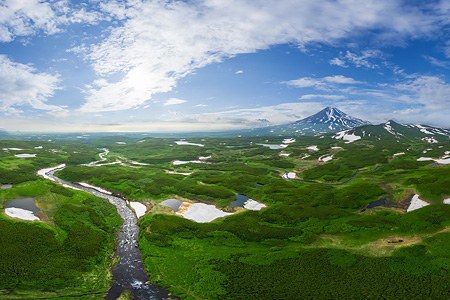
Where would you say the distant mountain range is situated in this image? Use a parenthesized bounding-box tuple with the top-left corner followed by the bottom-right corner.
(333, 120, 450, 144)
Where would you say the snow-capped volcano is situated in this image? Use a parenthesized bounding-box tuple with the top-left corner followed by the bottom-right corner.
(244, 107, 370, 136)
(291, 107, 370, 132)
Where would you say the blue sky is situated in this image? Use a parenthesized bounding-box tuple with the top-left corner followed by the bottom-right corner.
(0, 0, 449, 132)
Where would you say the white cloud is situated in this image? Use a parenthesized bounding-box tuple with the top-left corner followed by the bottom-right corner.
(300, 94, 346, 100)
(394, 75, 450, 110)
(330, 50, 384, 69)
(0, 55, 65, 116)
(323, 75, 362, 84)
(329, 57, 347, 67)
(423, 55, 450, 69)
(75, 0, 445, 112)
(0, 1, 102, 42)
(287, 75, 361, 89)
(235, 70, 244, 74)
(196, 101, 324, 126)
(163, 98, 187, 106)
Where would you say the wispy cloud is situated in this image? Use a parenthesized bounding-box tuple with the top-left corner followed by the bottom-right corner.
(299, 94, 346, 100)
(287, 75, 362, 89)
(73, 0, 445, 112)
(330, 50, 384, 69)
(423, 55, 450, 69)
(163, 98, 187, 106)
(0, 55, 65, 116)
(235, 70, 244, 74)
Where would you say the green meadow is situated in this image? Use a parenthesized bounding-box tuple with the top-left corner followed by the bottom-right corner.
(1, 134, 449, 298)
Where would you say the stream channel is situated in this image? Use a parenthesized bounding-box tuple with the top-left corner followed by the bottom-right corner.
(40, 165, 170, 300)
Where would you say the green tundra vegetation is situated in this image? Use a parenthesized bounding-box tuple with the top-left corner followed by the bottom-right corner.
(0, 141, 122, 299)
(1, 134, 450, 299)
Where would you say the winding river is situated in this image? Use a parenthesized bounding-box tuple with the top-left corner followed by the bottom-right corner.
(39, 165, 170, 300)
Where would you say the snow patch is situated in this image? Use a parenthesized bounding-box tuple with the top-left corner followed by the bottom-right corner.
(166, 170, 192, 176)
(306, 145, 319, 151)
(422, 137, 438, 144)
(3, 147, 24, 151)
(282, 172, 296, 179)
(333, 130, 361, 143)
(178, 203, 232, 223)
(393, 152, 405, 157)
(319, 155, 333, 162)
(129, 202, 146, 218)
(443, 198, 450, 205)
(15, 154, 36, 158)
(5, 207, 39, 221)
(279, 152, 291, 157)
(282, 138, 296, 144)
(406, 194, 430, 212)
(243, 199, 267, 211)
(175, 140, 204, 147)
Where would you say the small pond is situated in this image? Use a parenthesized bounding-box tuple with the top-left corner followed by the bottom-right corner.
(230, 194, 250, 208)
(5, 198, 40, 213)
(160, 198, 183, 212)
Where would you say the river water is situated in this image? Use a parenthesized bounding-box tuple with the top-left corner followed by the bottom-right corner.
(40, 165, 170, 300)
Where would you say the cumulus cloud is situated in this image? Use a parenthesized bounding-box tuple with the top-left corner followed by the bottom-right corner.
(0, 0, 102, 42)
(163, 98, 187, 106)
(235, 70, 244, 74)
(75, 0, 445, 112)
(0, 55, 65, 116)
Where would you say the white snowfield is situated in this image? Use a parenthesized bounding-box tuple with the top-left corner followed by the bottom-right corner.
(333, 130, 361, 143)
(78, 182, 112, 195)
(417, 156, 450, 164)
(166, 170, 192, 176)
(306, 145, 319, 151)
(129, 202, 147, 218)
(175, 140, 204, 147)
(393, 152, 405, 157)
(415, 124, 434, 135)
(422, 137, 438, 144)
(282, 172, 296, 179)
(406, 194, 430, 212)
(243, 199, 267, 211)
(282, 138, 296, 144)
(129, 160, 150, 166)
(179, 203, 232, 223)
(319, 155, 333, 162)
(15, 153, 36, 158)
(172, 160, 207, 165)
(5, 207, 40, 221)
